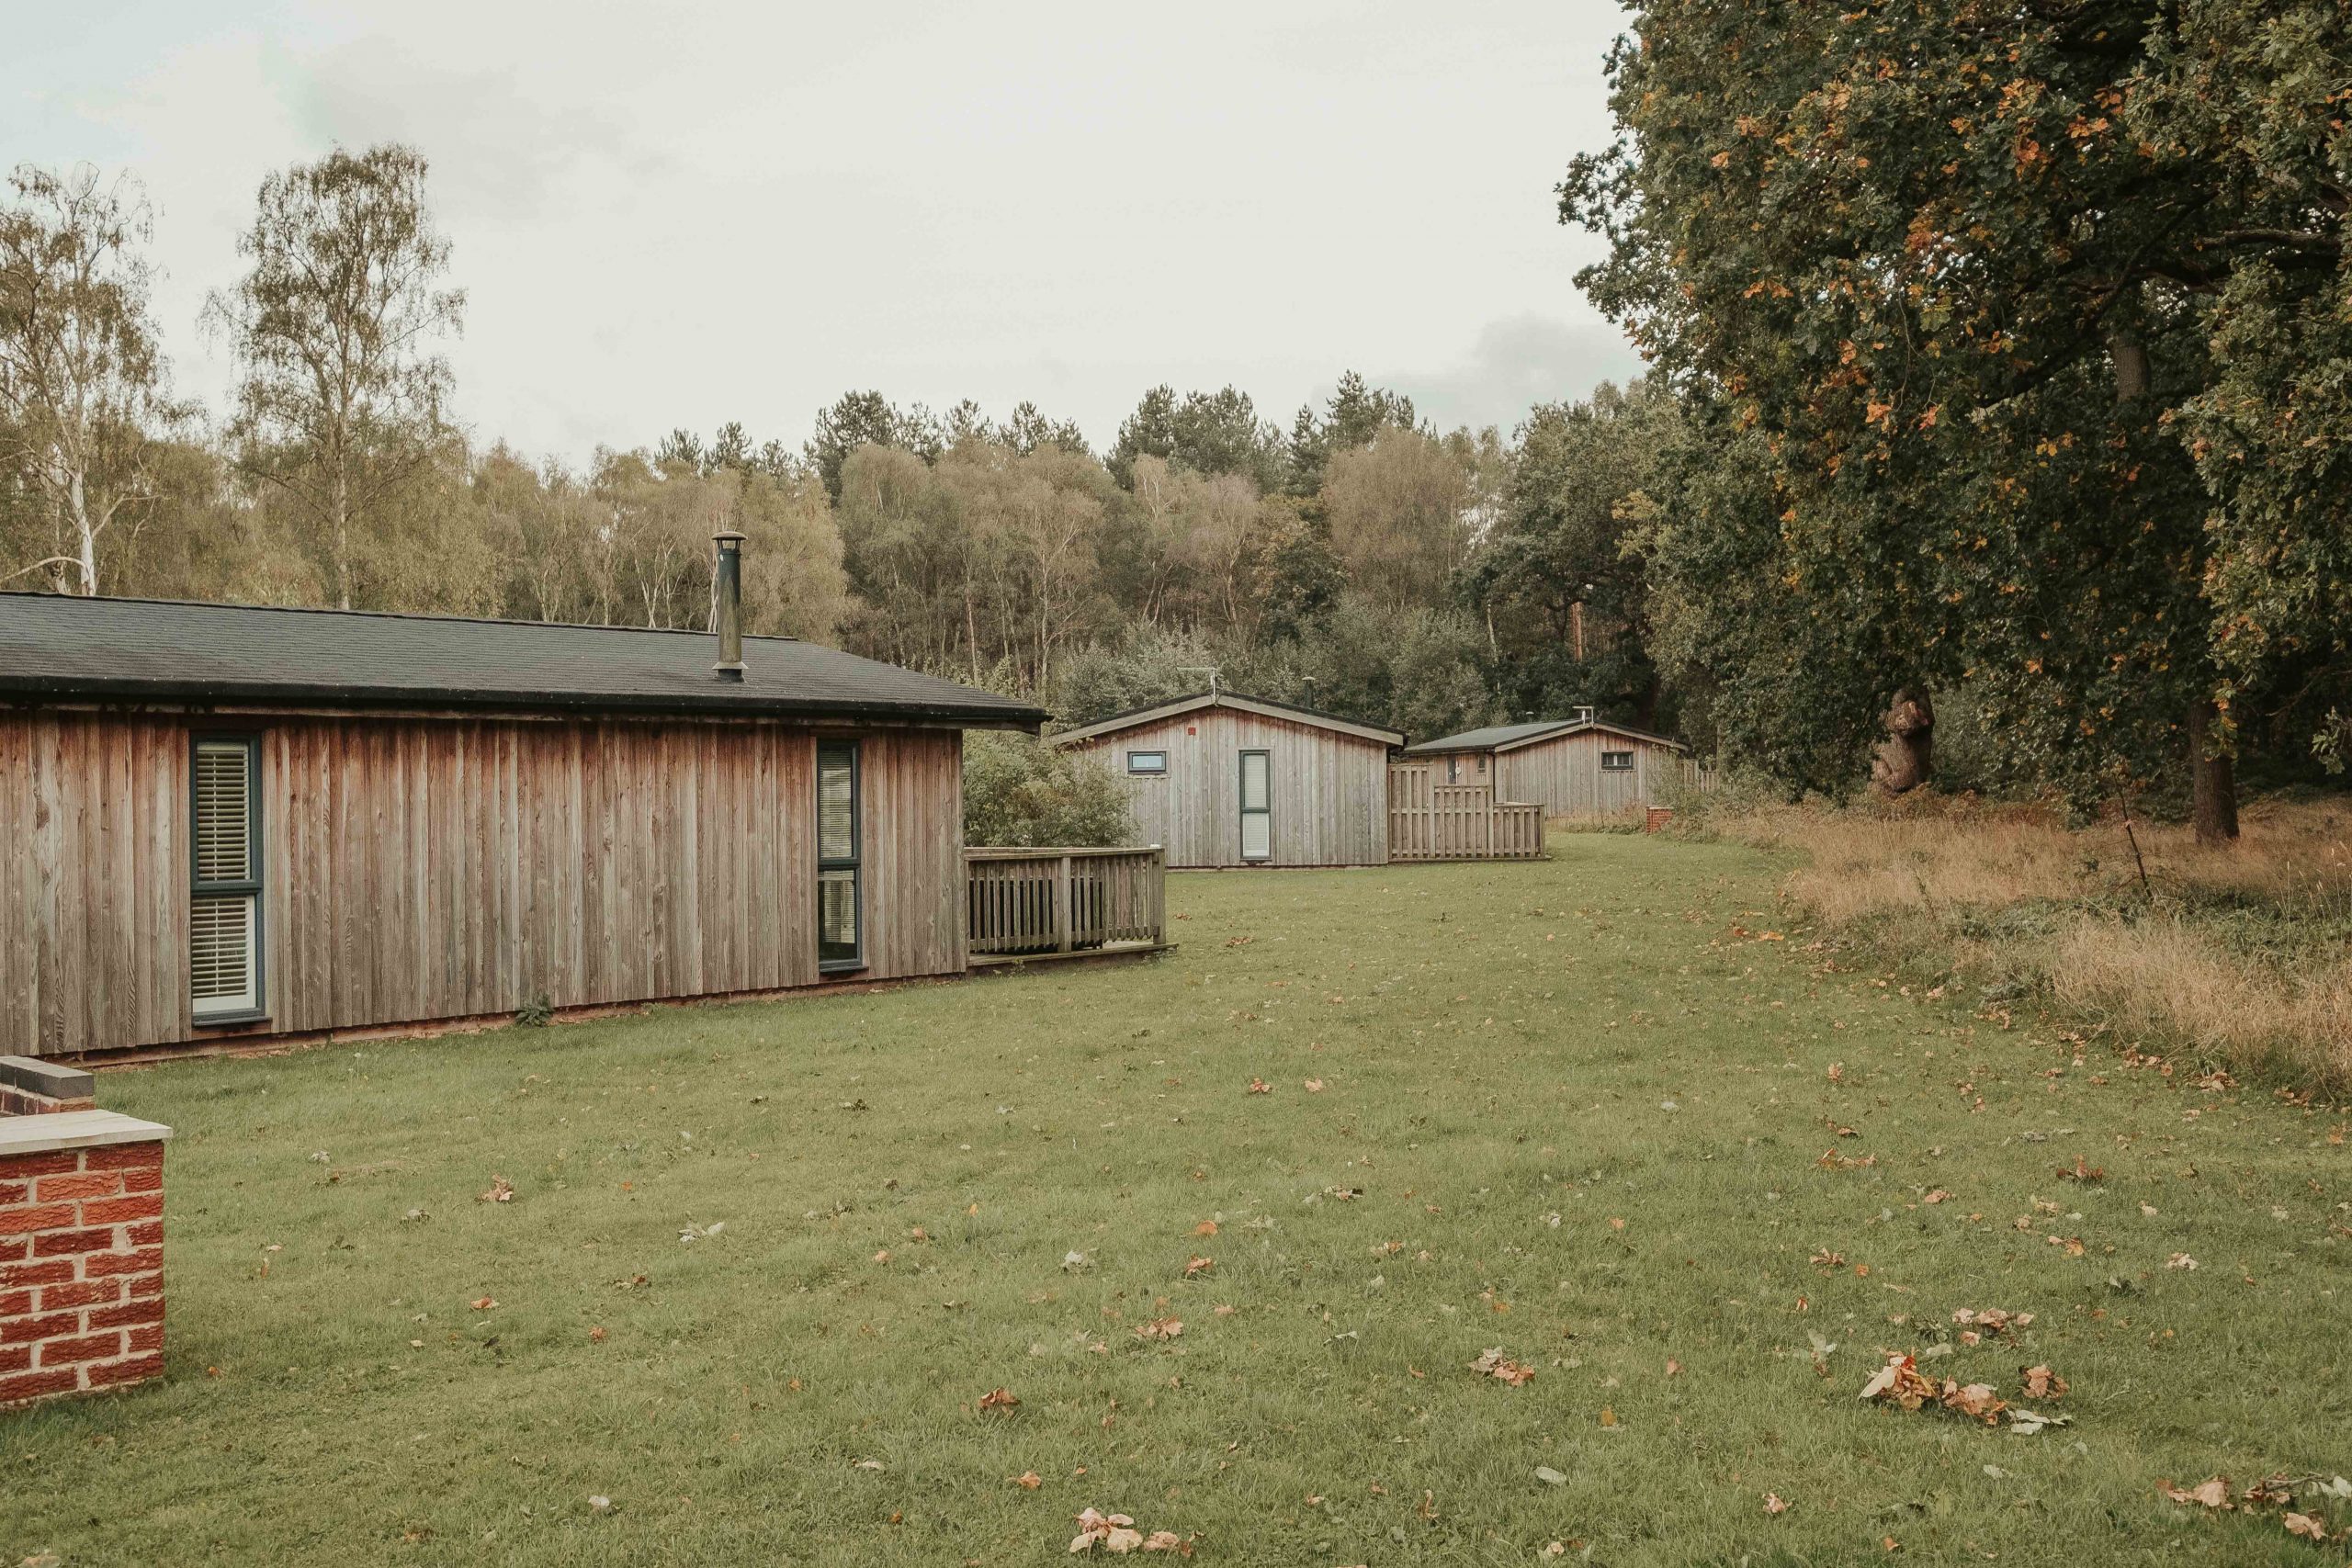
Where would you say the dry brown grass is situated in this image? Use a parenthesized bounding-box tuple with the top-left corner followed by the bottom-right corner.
(1701, 792, 2352, 1095)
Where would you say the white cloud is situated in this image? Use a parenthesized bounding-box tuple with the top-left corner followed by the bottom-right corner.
(1374, 314, 1646, 436)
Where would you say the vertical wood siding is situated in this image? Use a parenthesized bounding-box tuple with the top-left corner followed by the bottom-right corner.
(1068, 709, 1390, 868)
(1, 711, 965, 1057)
(1496, 731, 1682, 818)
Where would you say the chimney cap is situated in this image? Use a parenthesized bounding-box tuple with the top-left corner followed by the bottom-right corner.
(713, 528, 748, 545)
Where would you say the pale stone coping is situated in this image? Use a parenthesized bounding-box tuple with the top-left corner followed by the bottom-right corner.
(0, 1110, 175, 1158)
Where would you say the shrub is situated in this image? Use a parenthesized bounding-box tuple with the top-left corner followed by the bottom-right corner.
(964, 732, 1134, 848)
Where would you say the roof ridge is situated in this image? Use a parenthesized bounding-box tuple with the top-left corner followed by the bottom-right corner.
(0, 590, 802, 643)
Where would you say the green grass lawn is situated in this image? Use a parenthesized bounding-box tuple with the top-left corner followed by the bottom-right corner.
(6, 834, 2347, 1566)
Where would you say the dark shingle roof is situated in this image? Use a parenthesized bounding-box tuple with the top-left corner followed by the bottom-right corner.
(1403, 717, 1685, 755)
(0, 592, 1046, 729)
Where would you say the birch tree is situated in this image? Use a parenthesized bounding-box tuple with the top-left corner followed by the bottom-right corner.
(208, 144, 464, 610)
(0, 164, 170, 595)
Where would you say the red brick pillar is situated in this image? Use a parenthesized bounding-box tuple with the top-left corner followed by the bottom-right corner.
(0, 1107, 173, 1407)
(1645, 806, 1675, 834)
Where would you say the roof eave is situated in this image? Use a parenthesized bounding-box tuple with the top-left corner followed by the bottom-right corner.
(0, 678, 1046, 732)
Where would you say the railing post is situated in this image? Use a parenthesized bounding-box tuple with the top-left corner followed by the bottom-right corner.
(1055, 853, 1072, 953)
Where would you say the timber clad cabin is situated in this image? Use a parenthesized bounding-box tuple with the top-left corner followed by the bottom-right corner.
(0, 555, 1046, 1060)
(1404, 712, 1692, 820)
(1050, 691, 1405, 869)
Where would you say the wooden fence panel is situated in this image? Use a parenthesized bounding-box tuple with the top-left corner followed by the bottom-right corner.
(1385, 764, 1545, 862)
(965, 846, 1167, 957)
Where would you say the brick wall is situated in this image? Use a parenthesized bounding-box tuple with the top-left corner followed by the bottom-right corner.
(0, 1098, 170, 1408)
(0, 1057, 96, 1116)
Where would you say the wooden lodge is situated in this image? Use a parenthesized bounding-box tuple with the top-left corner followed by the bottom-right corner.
(1049, 691, 1402, 869)
(0, 535, 1127, 1062)
(1403, 709, 1704, 821)
(1050, 690, 1544, 868)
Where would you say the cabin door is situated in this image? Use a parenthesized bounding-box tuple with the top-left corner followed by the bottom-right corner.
(1238, 750, 1272, 863)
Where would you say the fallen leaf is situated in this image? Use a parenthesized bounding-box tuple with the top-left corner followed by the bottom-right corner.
(1014, 1472, 1043, 1490)
(1860, 1353, 1937, 1411)
(1247, 1078, 1270, 1095)
(1764, 1492, 1790, 1515)
(2020, 1364, 2067, 1400)
(1535, 1466, 1566, 1486)
(1183, 1256, 1214, 1278)
(978, 1388, 1020, 1413)
(478, 1176, 514, 1203)
(469, 1296, 497, 1311)
(1135, 1317, 1183, 1341)
(2284, 1513, 2330, 1541)
(1193, 1221, 1218, 1236)
(2161, 1477, 2233, 1510)
(1469, 1347, 1535, 1387)
(1304, 1077, 1326, 1093)
(2166, 1253, 2199, 1270)
(1940, 1382, 2007, 1424)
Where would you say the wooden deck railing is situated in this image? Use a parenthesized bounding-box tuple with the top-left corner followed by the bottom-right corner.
(1671, 758, 1719, 795)
(1385, 766, 1546, 862)
(966, 846, 1168, 959)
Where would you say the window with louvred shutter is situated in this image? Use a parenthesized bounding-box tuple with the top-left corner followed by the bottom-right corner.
(191, 736, 262, 1020)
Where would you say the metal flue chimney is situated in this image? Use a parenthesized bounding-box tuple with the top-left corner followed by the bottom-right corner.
(712, 529, 747, 682)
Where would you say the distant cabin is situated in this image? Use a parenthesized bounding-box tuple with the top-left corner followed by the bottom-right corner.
(1050, 691, 1404, 869)
(0, 560, 1046, 1060)
(1404, 713, 1692, 819)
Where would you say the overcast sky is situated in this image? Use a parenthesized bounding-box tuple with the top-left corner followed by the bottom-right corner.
(13, 2, 1642, 467)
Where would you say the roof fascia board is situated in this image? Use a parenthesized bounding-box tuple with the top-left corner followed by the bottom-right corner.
(1052, 691, 1402, 748)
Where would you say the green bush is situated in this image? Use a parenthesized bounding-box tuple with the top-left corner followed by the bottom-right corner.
(963, 732, 1135, 847)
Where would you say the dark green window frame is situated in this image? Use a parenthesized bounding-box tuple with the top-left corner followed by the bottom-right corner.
(1238, 748, 1272, 863)
(817, 740, 865, 974)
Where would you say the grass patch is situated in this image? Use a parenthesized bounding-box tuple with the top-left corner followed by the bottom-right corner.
(1687, 794, 2352, 1098)
(5, 835, 2347, 1564)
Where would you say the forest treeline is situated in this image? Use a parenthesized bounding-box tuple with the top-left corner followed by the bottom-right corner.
(7, 0, 2349, 843)
(0, 149, 1663, 750)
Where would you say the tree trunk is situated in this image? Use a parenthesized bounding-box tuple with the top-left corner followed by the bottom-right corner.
(67, 465, 97, 596)
(1870, 686, 1935, 795)
(2188, 698, 2239, 845)
(334, 459, 353, 611)
(2109, 333, 2151, 403)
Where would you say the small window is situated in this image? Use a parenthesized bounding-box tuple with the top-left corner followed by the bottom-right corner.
(817, 741, 863, 972)
(191, 734, 263, 1021)
(1125, 750, 1168, 776)
(1600, 750, 1635, 773)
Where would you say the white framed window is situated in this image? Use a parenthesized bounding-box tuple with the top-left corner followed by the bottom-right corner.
(191, 734, 263, 1021)
(1600, 750, 1635, 773)
(1125, 750, 1168, 776)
